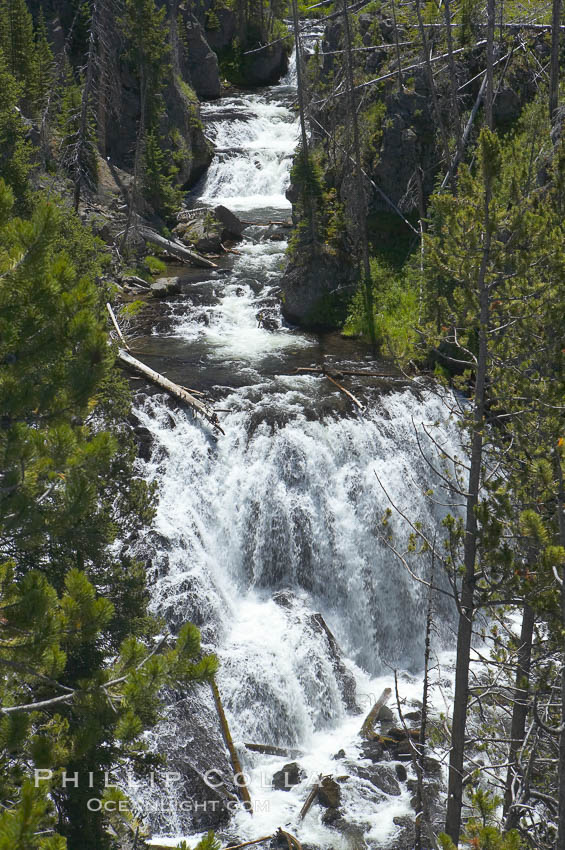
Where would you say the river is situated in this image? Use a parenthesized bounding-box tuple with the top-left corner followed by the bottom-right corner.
(130, 49, 461, 850)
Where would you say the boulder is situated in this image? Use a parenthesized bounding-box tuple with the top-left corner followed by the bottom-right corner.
(318, 776, 341, 808)
(279, 249, 355, 329)
(272, 762, 305, 791)
(359, 739, 385, 762)
(151, 277, 181, 297)
(178, 213, 223, 253)
(376, 704, 394, 723)
(349, 763, 401, 797)
(245, 42, 290, 86)
(178, 14, 221, 99)
(214, 205, 246, 240)
(321, 807, 342, 826)
(395, 763, 408, 782)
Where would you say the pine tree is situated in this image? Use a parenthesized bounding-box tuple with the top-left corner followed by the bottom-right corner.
(0, 0, 36, 110)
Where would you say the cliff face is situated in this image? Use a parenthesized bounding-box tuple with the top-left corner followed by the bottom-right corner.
(30, 0, 290, 203)
(280, 6, 550, 327)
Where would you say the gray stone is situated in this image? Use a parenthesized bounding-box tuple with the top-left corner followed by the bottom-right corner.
(272, 762, 305, 791)
(395, 763, 408, 782)
(179, 14, 221, 99)
(151, 277, 181, 297)
(318, 776, 341, 808)
(321, 807, 342, 826)
(351, 763, 401, 797)
(214, 204, 246, 240)
(280, 249, 355, 329)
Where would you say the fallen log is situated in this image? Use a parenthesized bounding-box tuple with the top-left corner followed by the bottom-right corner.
(106, 303, 130, 351)
(326, 374, 364, 411)
(244, 743, 305, 759)
(121, 274, 150, 289)
(138, 225, 218, 269)
(211, 680, 253, 812)
(276, 829, 303, 850)
(224, 837, 272, 850)
(117, 349, 225, 436)
(298, 782, 320, 821)
(360, 687, 393, 740)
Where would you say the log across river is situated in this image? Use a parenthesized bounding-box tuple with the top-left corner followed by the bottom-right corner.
(129, 47, 461, 850)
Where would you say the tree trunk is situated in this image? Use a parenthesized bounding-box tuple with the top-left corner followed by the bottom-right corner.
(211, 680, 253, 811)
(138, 226, 218, 268)
(291, 0, 317, 246)
(555, 453, 565, 850)
(485, 0, 496, 129)
(116, 349, 224, 435)
(444, 134, 493, 847)
(74, 0, 99, 211)
(341, 0, 376, 350)
(550, 0, 562, 123)
(360, 687, 392, 739)
(503, 602, 535, 830)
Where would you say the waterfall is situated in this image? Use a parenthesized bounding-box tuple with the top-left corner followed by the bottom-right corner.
(133, 51, 461, 848)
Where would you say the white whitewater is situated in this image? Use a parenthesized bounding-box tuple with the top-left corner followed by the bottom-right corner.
(135, 51, 461, 849)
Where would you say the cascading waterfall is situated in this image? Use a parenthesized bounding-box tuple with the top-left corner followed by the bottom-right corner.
(133, 51, 462, 848)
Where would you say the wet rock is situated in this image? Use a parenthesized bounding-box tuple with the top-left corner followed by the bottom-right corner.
(257, 313, 280, 331)
(151, 277, 182, 297)
(272, 762, 305, 791)
(244, 42, 290, 86)
(318, 776, 341, 808)
(142, 688, 236, 834)
(178, 213, 223, 253)
(391, 815, 416, 850)
(321, 807, 342, 825)
(214, 205, 246, 240)
(376, 704, 394, 723)
(179, 15, 221, 100)
(350, 762, 401, 797)
(359, 740, 385, 762)
(332, 749, 346, 760)
(395, 763, 408, 782)
(404, 710, 421, 722)
(280, 249, 355, 329)
(133, 425, 153, 461)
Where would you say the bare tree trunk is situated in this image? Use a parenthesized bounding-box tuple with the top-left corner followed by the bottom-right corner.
(550, 0, 562, 123)
(391, 0, 403, 92)
(443, 0, 462, 160)
(555, 453, 565, 850)
(74, 0, 100, 211)
(341, 0, 376, 350)
(291, 0, 317, 246)
(414, 0, 452, 182)
(485, 0, 496, 129)
(121, 66, 147, 250)
(504, 602, 535, 830)
(414, 570, 434, 850)
(444, 135, 493, 847)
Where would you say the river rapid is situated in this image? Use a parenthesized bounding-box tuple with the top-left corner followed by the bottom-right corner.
(130, 48, 462, 850)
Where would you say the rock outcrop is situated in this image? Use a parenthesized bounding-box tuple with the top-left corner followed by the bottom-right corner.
(280, 249, 355, 328)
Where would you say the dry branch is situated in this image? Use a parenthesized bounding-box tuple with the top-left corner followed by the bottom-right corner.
(298, 784, 320, 820)
(117, 349, 225, 435)
(360, 687, 393, 739)
(244, 743, 305, 758)
(211, 680, 253, 812)
(139, 225, 218, 269)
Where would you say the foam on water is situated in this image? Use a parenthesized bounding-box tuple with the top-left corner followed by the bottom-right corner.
(135, 42, 463, 847)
